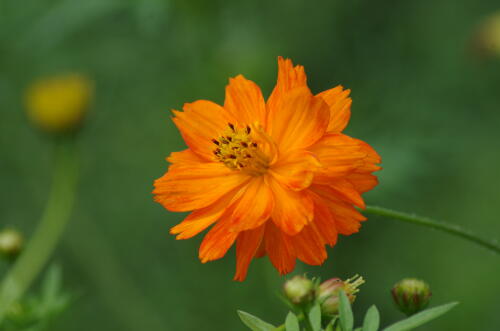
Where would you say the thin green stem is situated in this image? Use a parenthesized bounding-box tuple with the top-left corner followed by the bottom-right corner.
(363, 205, 500, 254)
(0, 138, 79, 323)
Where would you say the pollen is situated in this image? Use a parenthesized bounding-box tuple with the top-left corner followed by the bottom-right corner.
(213, 123, 269, 175)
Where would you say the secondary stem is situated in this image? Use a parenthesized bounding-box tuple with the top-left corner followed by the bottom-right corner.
(363, 205, 500, 254)
(0, 138, 79, 323)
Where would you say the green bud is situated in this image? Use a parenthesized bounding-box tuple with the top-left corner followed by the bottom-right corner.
(317, 275, 365, 315)
(391, 278, 432, 316)
(0, 229, 24, 261)
(283, 275, 314, 305)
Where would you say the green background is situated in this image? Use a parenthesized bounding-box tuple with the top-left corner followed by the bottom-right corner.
(1, 0, 500, 330)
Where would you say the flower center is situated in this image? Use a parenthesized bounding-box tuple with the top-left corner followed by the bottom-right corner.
(212, 123, 269, 176)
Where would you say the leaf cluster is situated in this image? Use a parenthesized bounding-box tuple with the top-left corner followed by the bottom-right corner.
(0, 265, 72, 331)
(238, 290, 458, 331)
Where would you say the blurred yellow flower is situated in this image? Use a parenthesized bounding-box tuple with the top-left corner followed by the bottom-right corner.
(25, 73, 93, 134)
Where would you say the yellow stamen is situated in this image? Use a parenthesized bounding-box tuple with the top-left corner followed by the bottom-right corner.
(213, 123, 270, 176)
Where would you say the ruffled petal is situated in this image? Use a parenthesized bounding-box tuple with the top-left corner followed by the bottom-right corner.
(270, 149, 321, 191)
(316, 86, 352, 133)
(226, 176, 274, 232)
(170, 189, 238, 239)
(234, 225, 265, 281)
(172, 100, 235, 160)
(153, 162, 250, 212)
(310, 133, 381, 183)
(323, 181, 365, 209)
(267, 56, 307, 115)
(267, 87, 330, 153)
(224, 75, 266, 126)
(199, 217, 238, 263)
(310, 192, 338, 246)
(311, 185, 366, 235)
(293, 221, 328, 265)
(268, 177, 313, 235)
(264, 222, 296, 275)
(346, 173, 379, 193)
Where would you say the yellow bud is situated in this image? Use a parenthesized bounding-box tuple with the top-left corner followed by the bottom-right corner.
(25, 73, 93, 134)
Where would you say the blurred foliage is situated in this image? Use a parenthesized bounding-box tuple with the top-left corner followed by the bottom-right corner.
(1, 265, 72, 331)
(1, 0, 500, 330)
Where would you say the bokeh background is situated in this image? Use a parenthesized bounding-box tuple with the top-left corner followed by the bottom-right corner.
(2, 0, 500, 330)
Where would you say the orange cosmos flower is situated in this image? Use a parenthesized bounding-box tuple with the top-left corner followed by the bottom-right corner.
(153, 57, 381, 281)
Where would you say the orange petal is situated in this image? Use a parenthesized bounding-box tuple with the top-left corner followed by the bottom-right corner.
(199, 217, 238, 263)
(322, 181, 365, 209)
(224, 75, 266, 126)
(153, 162, 249, 212)
(317, 86, 352, 133)
(172, 100, 234, 160)
(170, 189, 238, 239)
(346, 173, 379, 193)
(267, 87, 330, 153)
(166, 149, 204, 171)
(226, 177, 274, 232)
(312, 185, 366, 235)
(310, 192, 338, 246)
(293, 221, 328, 265)
(269, 177, 313, 235)
(270, 149, 321, 191)
(310, 133, 379, 182)
(267, 56, 307, 115)
(234, 225, 265, 281)
(264, 222, 296, 275)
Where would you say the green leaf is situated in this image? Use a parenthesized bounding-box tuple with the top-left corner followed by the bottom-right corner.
(285, 312, 300, 331)
(339, 290, 354, 331)
(383, 302, 459, 331)
(237, 310, 276, 331)
(309, 304, 322, 331)
(362, 305, 380, 331)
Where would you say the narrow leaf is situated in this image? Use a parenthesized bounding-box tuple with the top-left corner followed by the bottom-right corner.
(237, 310, 276, 331)
(309, 304, 322, 331)
(362, 305, 380, 331)
(285, 312, 300, 331)
(339, 290, 354, 331)
(383, 302, 459, 331)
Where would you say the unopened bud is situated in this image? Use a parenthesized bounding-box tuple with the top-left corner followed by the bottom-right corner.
(283, 275, 314, 305)
(0, 229, 24, 260)
(391, 278, 432, 316)
(25, 73, 93, 135)
(471, 11, 500, 59)
(317, 275, 364, 315)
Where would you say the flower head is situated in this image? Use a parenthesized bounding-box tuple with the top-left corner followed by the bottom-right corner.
(153, 57, 381, 281)
(25, 73, 93, 134)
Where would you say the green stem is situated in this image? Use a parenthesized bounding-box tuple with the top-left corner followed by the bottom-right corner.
(363, 205, 500, 254)
(0, 138, 79, 323)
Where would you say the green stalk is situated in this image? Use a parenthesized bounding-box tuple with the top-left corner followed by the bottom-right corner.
(0, 138, 79, 323)
(363, 205, 500, 254)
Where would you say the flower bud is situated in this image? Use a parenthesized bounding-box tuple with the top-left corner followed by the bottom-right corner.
(283, 275, 314, 305)
(471, 11, 500, 59)
(317, 275, 364, 315)
(391, 278, 432, 316)
(25, 73, 93, 135)
(0, 229, 24, 260)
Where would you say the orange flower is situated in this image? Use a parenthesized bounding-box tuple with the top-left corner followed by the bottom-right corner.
(153, 57, 381, 281)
